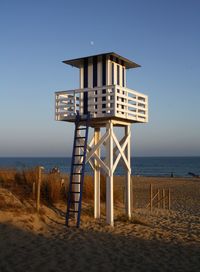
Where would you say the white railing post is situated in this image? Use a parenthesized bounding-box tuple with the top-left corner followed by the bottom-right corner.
(114, 85, 117, 117)
(126, 87, 128, 119)
(136, 96, 138, 120)
(146, 96, 148, 123)
(74, 90, 76, 115)
(55, 93, 58, 120)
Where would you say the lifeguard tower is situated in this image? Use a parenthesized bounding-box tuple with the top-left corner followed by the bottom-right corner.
(55, 52, 148, 227)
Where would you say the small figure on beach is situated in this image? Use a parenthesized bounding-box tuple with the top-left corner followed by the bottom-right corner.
(171, 172, 174, 178)
(50, 167, 60, 174)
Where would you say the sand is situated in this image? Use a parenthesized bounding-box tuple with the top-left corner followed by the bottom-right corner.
(0, 177, 200, 271)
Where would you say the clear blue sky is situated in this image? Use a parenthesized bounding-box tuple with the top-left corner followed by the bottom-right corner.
(0, 0, 200, 157)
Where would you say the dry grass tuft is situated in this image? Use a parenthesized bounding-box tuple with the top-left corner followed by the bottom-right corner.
(40, 172, 69, 204)
(0, 168, 69, 205)
(83, 176, 94, 201)
(116, 214, 149, 226)
(0, 168, 17, 183)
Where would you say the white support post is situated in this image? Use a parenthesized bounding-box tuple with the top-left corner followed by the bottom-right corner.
(94, 128, 101, 219)
(106, 121, 114, 226)
(125, 124, 131, 219)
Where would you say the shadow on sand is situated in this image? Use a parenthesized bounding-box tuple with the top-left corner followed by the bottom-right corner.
(0, 222, 200, 272)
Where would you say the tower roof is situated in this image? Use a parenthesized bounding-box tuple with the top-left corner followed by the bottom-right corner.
(63, 52, 141, 69)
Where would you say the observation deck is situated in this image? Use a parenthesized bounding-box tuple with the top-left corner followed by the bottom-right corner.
(55, 84, 148, 124)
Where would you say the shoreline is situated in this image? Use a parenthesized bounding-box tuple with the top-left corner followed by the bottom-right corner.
(0, 156, 200, 178)
(0, 166, 199, 179)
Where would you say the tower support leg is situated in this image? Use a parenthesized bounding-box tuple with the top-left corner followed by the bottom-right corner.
(125, 124, 131, 219)
(106, 121, 114, 226)
(86, 120, 132, 226)
(94, 128, 101, 219)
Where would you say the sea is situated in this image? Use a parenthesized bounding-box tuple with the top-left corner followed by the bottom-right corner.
(0, 157, 200, 177)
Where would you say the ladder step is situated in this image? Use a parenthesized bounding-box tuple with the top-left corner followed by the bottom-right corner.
(73, 163, 83, 166)
(71, 182, 81, 185)
(75, 145, 85, 148)
(72, 173, 82, 175)
(70, 200, 80, 203)
(77, 128, 86, 130)
(69, 210, 79, 213)
(70, 191, 80, 194)
(74, 154, 84, 157)
(76, 136, 86, 139)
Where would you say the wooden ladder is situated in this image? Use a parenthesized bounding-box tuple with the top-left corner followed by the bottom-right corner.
(66, 113, 90, 227)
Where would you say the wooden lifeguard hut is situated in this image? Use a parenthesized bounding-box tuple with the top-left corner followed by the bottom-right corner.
(55, 52, 148, 227)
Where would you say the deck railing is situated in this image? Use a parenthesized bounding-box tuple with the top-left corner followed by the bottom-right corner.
(55, 85, 148, 123)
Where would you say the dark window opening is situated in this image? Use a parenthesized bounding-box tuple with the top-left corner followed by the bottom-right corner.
(102, 55, 106, 86)
(112, 63, 114, 85)
(117, 65, 120, 85)
(84, 58, 88, 88)
(93, 56, 97, 87)
(122, 67, 125, 87)
(83, 58, 88, 114)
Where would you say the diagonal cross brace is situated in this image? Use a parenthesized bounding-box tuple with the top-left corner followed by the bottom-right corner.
(112, 132, 131, 173)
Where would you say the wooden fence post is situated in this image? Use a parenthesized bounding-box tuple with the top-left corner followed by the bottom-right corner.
(32, 182, 36, 199)
(36, 166, 44, 213)
(150, 184, 153, 211)
(162, 189, 165, 209)
(168, 188, 171, 210)
(157, 189, 159, 208)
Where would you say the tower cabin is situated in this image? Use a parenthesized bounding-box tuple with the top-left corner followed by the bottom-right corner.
(55, 52, 148, 227)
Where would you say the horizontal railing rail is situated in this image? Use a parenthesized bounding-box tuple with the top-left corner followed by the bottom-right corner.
(55, 85, 148, 123)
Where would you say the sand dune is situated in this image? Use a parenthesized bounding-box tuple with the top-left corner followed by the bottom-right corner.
(0, 177, 200, 271)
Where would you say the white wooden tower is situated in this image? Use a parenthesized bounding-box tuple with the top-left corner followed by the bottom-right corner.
(55, 52, 148, 226)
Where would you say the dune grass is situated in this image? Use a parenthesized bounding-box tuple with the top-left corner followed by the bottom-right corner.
(0, 168, 123, 205)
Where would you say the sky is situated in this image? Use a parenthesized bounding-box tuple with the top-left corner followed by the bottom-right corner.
(0, 0, 200, 157)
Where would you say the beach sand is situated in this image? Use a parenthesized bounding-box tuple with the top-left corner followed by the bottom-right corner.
(0, 177, 200, 271)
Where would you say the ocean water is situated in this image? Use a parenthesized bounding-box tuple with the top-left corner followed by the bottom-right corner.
(0, 157, 200, 177)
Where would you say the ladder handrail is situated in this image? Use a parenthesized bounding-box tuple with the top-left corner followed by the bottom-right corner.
(77, 113, 90, 227)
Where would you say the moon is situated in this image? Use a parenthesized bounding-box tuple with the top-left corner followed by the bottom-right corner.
(90, 41, 94, 46)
